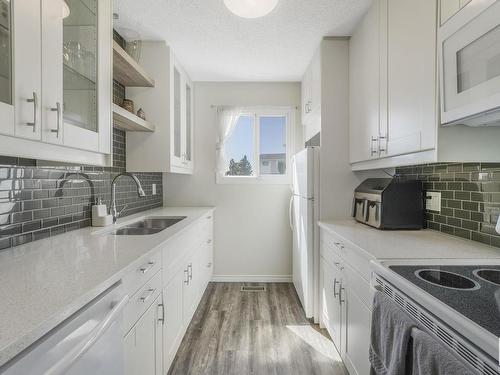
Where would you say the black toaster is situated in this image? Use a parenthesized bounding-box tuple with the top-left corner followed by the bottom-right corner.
(352, 178, 424, 229)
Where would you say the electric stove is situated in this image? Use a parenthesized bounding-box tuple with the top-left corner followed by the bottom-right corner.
(389, 265, 500, 337)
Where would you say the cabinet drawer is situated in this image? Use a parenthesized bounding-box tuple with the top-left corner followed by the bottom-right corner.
(320, 238, 343, 271)
(122, 250, 162, 297)
(124, 270, 162, 334)
(162, 214, 214, 287)
(321, 229, 373, 281)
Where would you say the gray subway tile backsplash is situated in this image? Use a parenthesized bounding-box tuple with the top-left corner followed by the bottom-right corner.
(0, 128, 163, 251)
(396, 163, 500, 248)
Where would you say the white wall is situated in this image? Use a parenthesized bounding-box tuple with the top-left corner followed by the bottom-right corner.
(163, 82, 302, 281)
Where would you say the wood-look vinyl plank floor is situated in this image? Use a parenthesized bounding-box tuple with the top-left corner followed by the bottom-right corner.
(168, 283, 348, 375)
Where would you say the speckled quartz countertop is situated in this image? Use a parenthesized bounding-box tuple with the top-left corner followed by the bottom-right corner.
(0, 206, 214, 368)
(318, 219, 500, 260)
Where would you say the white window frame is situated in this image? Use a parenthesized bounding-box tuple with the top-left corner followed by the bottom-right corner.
(216, 106, 295, 185)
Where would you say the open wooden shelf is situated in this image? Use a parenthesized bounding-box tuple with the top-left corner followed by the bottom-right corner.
(113, 41, 155, 87)
(113, 103, 155, 132)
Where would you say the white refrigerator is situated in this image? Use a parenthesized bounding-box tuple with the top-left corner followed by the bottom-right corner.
(289, 147, 320, 320)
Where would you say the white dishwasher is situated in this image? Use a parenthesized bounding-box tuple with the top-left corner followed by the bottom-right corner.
(1, 283, 129, 375)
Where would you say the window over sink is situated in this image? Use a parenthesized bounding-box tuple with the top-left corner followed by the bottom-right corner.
(215, 107, 294, 184)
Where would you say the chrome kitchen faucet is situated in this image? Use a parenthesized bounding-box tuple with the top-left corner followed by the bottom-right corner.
(110, 173, 146, 223)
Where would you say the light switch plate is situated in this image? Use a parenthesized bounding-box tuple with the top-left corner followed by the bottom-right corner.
(426, 191, 441, 212)
(152, 184, 157, 196)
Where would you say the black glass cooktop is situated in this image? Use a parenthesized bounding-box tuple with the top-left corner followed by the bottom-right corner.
(389, 265, 500, 337)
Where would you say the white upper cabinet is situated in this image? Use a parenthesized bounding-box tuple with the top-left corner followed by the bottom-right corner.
(127, 42, 194, 174)
(301, 48, 321, 142)
(0, 0, 112, 165)
(349, 0, 383, 163)
(349, 0, 438, 169)
(170, 59, 194, 171)
(13, 0, 42, 140)
(385, 0, 437, 157)
(62, 0, 112, 154)
(41, 0, 63, 145)
(0, 0, 14, 136)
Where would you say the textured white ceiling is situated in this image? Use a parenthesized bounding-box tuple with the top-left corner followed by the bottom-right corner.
(114, 0, 372, 82)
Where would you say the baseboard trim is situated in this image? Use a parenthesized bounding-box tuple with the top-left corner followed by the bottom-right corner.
(211, 275, 293, 283)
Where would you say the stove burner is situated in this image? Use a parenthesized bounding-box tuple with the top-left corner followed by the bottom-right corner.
(473, 269, 500, 286)
(415, 269, 480, 290)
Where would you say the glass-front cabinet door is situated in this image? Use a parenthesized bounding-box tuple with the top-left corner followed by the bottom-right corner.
(184, 80, 193, 170)
(170, 58, 193, 172)
(62, 0, 100, 151)
(63, 0, 97, 133)
(42, 0, 111, 152)
(0, 0, 13, 136)
(172, 65, 183, 167)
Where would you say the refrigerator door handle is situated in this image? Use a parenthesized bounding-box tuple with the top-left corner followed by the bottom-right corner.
(289, 195, 294, 231)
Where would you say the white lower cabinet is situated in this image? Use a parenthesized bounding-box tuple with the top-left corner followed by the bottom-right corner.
(320, 258, 343, 353)
(162, 268, 185, 371)
(182, 248, 202, 326)
(123, 212, 215, 375)
(124, 294, 163, 375)
(320, 229, 373, 375)
(344, 288, 371, 375)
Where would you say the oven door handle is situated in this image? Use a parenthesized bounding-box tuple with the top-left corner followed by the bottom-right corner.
(44, 295, 129, 375)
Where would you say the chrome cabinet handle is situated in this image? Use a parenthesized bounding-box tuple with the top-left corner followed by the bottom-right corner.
(333, 278, 340, 297)
(50, 102, 61, 137)
(139, 261, 155, 274)
(339, 283, 345, 305)
(188, 263, 193, 280)
(26, 92, 38, 131)
(184, 268, 190, 285)
(378, 135, 387, 153)
(158, 303, 165, 324)
(139, 288, 156, 303)
(370, 136, 378, 156)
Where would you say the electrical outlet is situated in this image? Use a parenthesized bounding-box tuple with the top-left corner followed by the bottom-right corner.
(152, 184, 157, 196)
(426, 191, 441, 212)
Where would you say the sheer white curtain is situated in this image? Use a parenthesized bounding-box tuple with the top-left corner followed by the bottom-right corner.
(215, 107, 242, 175)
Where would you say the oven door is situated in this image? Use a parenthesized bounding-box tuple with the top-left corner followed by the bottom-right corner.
(441, 0, 500, 126)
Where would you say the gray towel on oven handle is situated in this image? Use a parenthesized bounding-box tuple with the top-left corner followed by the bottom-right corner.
(411, 327, 479, 375)
(369, 289, 416, 375)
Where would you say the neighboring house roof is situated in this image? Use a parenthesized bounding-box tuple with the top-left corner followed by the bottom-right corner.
(260, 153, 286, 161)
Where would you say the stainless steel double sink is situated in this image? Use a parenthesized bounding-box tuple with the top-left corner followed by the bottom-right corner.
(113, 216, 187, 235)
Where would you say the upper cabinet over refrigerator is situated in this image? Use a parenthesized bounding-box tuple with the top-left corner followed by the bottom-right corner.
(440, 0, 500, 126)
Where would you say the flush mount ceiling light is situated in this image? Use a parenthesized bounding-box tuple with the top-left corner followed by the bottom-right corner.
(223, 0, 279, 18)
